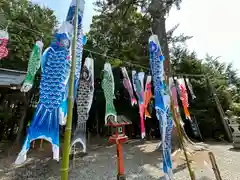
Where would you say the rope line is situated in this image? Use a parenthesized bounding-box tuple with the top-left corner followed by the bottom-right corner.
(83, 48, 148, 69)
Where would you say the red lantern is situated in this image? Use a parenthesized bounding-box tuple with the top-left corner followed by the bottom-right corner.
(107, 115, 131, 180)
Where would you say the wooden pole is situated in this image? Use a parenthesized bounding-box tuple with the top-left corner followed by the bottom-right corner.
(117, 143, 125, 180)
(207, 77, 232, 142)
(173, 73, 231, 142)
(208, 152, 222, 180)
(61, 0, 79, 179)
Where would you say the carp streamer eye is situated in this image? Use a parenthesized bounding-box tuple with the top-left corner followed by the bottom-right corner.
(82, 67, 89, 79)
(0, 39, 2, 45)
(62, 39, 70, 49)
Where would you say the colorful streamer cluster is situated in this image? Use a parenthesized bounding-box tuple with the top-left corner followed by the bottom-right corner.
(14, 0, 199, 167)
(121, 68, 153, 139)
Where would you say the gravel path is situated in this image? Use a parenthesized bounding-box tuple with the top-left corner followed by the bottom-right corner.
(0, 140, 239, 180)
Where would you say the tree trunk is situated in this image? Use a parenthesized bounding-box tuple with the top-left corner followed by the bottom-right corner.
(149, 0, 192, 151)
(149, 1, 180, 150)
(15, 93, 29, 148)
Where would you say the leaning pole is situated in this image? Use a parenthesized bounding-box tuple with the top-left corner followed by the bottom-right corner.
(61, 0, 79, 179)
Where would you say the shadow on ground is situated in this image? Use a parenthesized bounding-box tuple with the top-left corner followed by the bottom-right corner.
(0, 138, 191, 180)
(228, 147, 240, 152)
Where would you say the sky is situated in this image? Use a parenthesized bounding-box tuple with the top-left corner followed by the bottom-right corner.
(32, 0, 240, 70)
(31, 0, 94, 32)
(167, 0, 240, 71)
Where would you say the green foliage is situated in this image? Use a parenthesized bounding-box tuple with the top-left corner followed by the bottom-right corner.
(0, 0, 238, 138)
(230, 103, 240, 116)
(86, 0, 240, 138)
(86, 0, 190, 72)
(111, 59, 122, 68)
(170, 46, 240, 137)
(0, 0, 57, 70)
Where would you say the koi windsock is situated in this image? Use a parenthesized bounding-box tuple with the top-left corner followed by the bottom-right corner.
(149, 34, 173, 179)
(132, 70, 146, 139)
(144, 75, 153, 118)
(121, 67, 137, 106)
(178, 78, 191, 121)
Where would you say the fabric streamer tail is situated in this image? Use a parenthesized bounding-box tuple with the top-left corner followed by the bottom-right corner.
(105, 101, 117, 124)
(163, 148, 173, 180)
(157, 109, 169, 177)
(144, 76, 152, 118)
(70, 123, 87, 153)
(139, 104, 146, 139)
(131, 98, 137, 106)
(144, 107, 151, 119)
(15, 104, 60, 164)
(178, 78, 192, 121)
(184, 106, 191, 120)
(164, 108, 174, 178)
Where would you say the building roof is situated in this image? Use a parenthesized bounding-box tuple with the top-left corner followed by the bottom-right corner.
(0, 68, 26, 89)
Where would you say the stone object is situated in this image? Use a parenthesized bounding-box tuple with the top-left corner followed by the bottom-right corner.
(226, 110, 240, 148)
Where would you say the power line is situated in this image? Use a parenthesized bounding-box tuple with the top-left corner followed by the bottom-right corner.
(0, 18, 205, 74)
(0, 5, 149, 70)
(173, 73, 205, 78)
(83, 48, 149, 69)
(0, 16, 39, 35)
(0, 19, 149, 69)
(0, 29, 149, 70)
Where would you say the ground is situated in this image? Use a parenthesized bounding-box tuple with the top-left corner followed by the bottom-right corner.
(0, 139, 239, 180)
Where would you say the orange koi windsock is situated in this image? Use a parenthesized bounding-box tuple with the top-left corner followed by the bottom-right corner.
(177, 78, 191, 121)
(144, 75, 152, 118)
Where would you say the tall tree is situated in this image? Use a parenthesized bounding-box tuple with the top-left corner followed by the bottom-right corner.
(88, 0, 240, 143)
(148, 0, 182, 74)
(0, 0, 57, 70)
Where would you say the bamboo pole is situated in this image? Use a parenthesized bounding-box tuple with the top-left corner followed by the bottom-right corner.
(164, 58, 196, 179)
(165, 73, 195, 180)
(61, 0, 79, 179)
(170, 96, 196, 180)
(208, 152, 222, 180)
